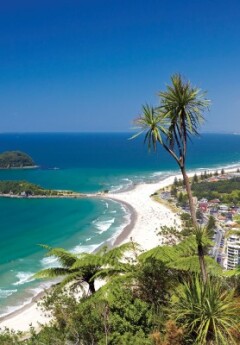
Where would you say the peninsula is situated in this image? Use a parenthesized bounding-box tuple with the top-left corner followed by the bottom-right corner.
(0, 180, 86, 198)
(0, 151, 36, 169)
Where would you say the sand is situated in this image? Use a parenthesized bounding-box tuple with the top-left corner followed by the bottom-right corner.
(1, 165, 239, 333)
(109, 175, 182, 249)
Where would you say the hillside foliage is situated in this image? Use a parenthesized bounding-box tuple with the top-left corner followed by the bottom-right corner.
(192, 177, 240, 203)
(0, 181, 58, 196)
(1, 238, 240, 344)
(0, 151, 35, 168)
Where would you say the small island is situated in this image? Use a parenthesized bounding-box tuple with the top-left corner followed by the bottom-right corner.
(0, 151, 36, 169)
(0, 180, 85, 198)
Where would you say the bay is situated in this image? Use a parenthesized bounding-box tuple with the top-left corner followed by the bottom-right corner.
(0, 132, 239, 315)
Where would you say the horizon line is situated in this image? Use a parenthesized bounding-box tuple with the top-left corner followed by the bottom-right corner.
(0, 131, 238, 135)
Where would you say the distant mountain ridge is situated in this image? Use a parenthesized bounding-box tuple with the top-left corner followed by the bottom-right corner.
(0, 151, 35, 168)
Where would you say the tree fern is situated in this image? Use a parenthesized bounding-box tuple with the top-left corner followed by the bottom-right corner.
(35, 242, 136, 295)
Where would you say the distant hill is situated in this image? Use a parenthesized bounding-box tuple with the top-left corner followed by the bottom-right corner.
(0, 180, 59, 196)
(0, 180, 82, 197)
(0, 151, 35, 168)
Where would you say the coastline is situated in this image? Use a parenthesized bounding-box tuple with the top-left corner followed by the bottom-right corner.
(0, 201, 137, 332)
(0, 173, 182, 332)
(0, 192, 86, 199)
(0, 165, 39, 170)
(0, 174, 178, 332)
(1, 163, 240, 332)
(0, 291, 49, 331)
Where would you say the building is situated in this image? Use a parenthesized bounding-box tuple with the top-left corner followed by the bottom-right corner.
(198, 198, 208, 212)
(224, 233, 240, 270)
(219, 204, 228, 212)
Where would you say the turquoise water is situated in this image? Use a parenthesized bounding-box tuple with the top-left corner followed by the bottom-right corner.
(0, 132, 240, 315)
(0, 197, 128, 315)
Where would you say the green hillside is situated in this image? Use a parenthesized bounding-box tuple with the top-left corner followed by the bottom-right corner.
(0, 151, 35, 168)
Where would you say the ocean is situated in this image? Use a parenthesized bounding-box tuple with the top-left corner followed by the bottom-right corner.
(0, 132, 240, 316)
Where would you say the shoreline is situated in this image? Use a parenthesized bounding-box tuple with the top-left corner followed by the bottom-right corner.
(0, 193, 87, 199)
(0, 165, 39, 170)
(113, 200, 138, 246)
(0, 163, 240, 332)
(0, 175, 177, 332)
(0, 201, 137, 330)
(0, 290, 46, 324)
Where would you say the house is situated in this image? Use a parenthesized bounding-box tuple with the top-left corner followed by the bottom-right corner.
(207, 177, 219, 182)
(219, 204, 228, 212)
(226, 212, 233, 221)
(209, 199, 220, 204)
(199, 198, 208, 203)
(199, 204, 208, 212)
(210, 207, 218, 215)
(198, 198, 208, 212)
(218, 215, 226, 222)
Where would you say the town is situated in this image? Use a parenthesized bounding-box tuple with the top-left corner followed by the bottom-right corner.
(159, 169, 240, 271)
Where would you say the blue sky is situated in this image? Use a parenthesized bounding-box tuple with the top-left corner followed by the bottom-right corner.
(0, 0, 239, 132)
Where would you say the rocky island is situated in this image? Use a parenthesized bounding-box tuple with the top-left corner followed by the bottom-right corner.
(0, 151, 36, 169)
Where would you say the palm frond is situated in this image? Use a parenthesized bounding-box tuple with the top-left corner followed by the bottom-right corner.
(139, 233, 218, 276)
(139, 244, 178, 263)
(34, 267, 71, 279)
(60, 272, 85, 290)
(168, 256, 222, 276)
(158, 74, 210, 160)
(39, 244, 78, 268)
(72, 253, 102, 269)
(102, 241, 140, 262)
(131, 104, 168, 151)
(91, 263, 133, 281)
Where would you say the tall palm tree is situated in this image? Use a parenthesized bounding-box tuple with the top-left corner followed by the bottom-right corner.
(134, 74, 210, 224)
(133, 74, 210, 282)
(171, 276, 240, 344)
(34, 242, 135, 295)
(158, 74, 210, 225)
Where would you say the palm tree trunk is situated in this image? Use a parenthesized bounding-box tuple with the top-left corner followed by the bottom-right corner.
(198, 244, 208, 284)
(180, 166, 197, 226)
(180, 166, 207, 284)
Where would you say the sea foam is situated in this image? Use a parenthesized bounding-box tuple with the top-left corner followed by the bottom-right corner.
(41, 256, 61, 268)
(71, 242, 104, 254)
(93, 217, 115, 234)
(0, 288, 17, 299)
(110, 177, 134, 193)
(13, 272, 35, 286)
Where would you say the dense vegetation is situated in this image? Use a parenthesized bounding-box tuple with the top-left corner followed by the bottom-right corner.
(0, 181, 58, 196)
(0, 151, 35, 168)
(1, 238, 240, 344)
(192, 177, 240, 204)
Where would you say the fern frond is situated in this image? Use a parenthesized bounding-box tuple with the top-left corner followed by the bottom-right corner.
(34, 267, 71, 279)
(39, 244, 78, 268)
(103, 242, 139, 262)
(72, 253, 102, 269)
(60, 272, 85, 289)
(92, 262, 134, 281)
